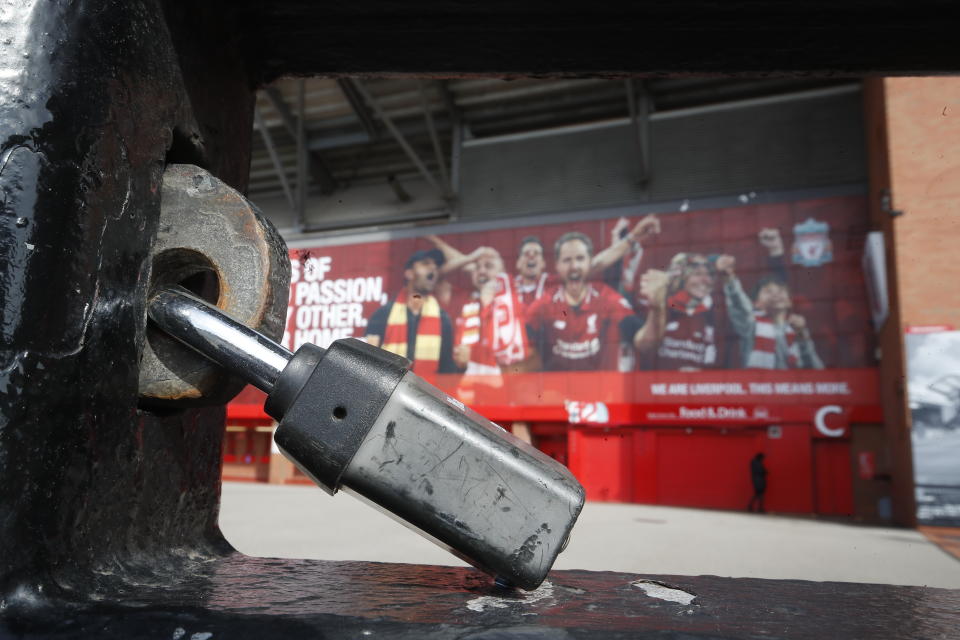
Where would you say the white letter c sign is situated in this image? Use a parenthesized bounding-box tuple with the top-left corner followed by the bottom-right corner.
(814, 405, 845, 437)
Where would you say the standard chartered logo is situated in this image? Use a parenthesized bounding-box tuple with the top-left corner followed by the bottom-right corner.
(553, 338, 600, 359)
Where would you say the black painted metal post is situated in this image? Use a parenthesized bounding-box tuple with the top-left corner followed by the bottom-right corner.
(0, 0, 253, 613)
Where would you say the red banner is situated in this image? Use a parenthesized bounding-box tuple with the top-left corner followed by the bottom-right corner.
(231, 194, 881, 429)
(431, 368, 879, 428)
(283, 195, 874, 370)
(231, 367, 879, 429)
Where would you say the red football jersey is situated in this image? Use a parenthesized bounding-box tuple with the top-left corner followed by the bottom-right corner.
(654, 304, 719, 370)
(525, 282, 633, 371)
(514, 272, 559, 307)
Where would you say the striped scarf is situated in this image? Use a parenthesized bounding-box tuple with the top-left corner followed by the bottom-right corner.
(456, 273, 528, 374)
(490, 272, 528, 365)
(515, 272, 547, 305)
(458, 300, 483, 348)
(747, 312, 798, 369)
(456, 299, 500, 376)
(381, 289, 442, 375)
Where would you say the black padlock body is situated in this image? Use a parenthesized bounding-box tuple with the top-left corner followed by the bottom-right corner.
(269, 339, 410, 493)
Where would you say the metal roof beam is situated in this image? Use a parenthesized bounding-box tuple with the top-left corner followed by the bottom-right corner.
(337, 79, 380, 140)
(263, 85, 339, 194)
(418, 81, 451, 199)
(253, 104, 296, 210)
(625, 79, 650, 186)
(295, 79, 308, 231)
(304, 117, 453, 152)
(438, 80, 462, 208)
(353, 80, 443, 199)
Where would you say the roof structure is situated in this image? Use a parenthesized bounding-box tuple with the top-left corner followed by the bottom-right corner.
(248, 77, 855, 234)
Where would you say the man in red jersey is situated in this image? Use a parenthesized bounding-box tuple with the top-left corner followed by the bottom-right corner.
(513, 215, 660, 307)
(455, 248, 529, 375)
(525, 232, 636, 371)
(629, 252, 731, 370)
(514, 236, 550, 306)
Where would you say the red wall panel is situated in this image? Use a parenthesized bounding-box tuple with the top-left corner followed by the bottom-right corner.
(655, 430, 759, 510)
(567, 427, 634, 502)
(763, 424, 814, 513)
(630, 428, 658, 504)
(813, 440, 854, 515)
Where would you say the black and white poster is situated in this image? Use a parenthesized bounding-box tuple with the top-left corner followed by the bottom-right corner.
(906, 328, 960, 525)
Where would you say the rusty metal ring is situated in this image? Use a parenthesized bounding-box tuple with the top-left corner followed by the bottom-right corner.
(138, 164, 290, 408)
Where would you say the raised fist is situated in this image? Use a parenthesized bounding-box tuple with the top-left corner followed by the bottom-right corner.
(611, 217, 630, 243)
(787, 314, 808, 333)
(639, 269, 669, 307)
(715, 254, 736, 275)
(758, 228, 784, 257)
(629, 214, 661, 243)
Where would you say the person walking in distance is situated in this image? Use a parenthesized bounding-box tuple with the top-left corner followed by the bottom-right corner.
(748, 453, 768, 513)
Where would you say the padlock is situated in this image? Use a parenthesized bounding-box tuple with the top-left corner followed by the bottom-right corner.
(148, 286, 585, 590)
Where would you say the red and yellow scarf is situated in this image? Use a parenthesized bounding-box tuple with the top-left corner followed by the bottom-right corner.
(381, 289, 442, 375)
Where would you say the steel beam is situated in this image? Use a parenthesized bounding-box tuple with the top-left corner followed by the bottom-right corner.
(625, 79, 650, 186)
(337, 78, 379, 140)
(353, 80, 443, 196)
(440, 80, 463, 211)
(306, 117, 451, 152)
(245, 3, 957, 78)
(296, 79, 307, 231)
(263, 85, 339, 194)
(418, 80, 451, 199)
(254, 104, 296, 209)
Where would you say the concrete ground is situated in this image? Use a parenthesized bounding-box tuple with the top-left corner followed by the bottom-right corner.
(220, 482, 960, 589)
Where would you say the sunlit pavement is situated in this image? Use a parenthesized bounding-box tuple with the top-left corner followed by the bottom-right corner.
(220, 481, 960, 589)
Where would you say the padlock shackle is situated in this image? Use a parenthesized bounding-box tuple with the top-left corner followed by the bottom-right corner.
(148, 287, 294, 393)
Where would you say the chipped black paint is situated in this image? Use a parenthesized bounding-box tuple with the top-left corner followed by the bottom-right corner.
(378, 457, 401, 471)
(7, 557, 959, 639)
(1, 0, 252, 617)
(509, 534, 540, 569)
(422, 478, 435, 495)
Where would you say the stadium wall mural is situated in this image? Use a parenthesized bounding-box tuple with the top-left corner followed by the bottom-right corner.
(279, 194, 879, 429)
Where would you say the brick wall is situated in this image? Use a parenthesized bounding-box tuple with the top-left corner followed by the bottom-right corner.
(887, 78, 960, 328)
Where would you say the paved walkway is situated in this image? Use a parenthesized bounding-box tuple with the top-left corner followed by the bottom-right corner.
(920, 526, 960, 561)
(220, 482, 960, 589)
